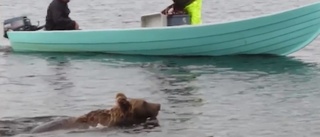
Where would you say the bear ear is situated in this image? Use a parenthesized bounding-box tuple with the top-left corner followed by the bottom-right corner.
(116, 94, 131, 112)
(115, 93, 127, 100)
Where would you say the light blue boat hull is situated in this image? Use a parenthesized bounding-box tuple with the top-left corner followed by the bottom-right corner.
(7, 2, 320, 56)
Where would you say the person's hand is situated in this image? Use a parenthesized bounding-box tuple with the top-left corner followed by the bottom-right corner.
(161, 4, 174, 15)
(167, 7, 174, 15)
(75, 22, 80, 30)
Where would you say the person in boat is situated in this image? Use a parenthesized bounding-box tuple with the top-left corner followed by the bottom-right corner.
(44, 0, 79, 30)
(162, 0, 202, 25)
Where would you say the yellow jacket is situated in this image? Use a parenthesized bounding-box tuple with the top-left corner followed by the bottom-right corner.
(184, 0, 202, 25)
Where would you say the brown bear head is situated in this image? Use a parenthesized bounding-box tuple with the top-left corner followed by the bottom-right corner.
(112, 93, 161, 126)
(122, 94, 161, 123)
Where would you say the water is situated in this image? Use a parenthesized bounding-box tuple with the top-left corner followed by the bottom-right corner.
(1, 0, 320, 137)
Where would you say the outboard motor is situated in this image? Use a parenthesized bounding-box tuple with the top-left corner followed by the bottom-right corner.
(3, 16, 44, 39)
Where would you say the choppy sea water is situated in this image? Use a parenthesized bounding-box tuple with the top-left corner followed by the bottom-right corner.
(1, 0, 320, 137)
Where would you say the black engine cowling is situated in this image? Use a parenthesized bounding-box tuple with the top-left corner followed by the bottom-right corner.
(3, 16, 44, 39)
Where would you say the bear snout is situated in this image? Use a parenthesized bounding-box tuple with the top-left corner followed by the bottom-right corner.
(149, 103, 161, 117)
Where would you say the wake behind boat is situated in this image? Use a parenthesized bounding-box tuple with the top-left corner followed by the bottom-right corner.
(3, 2, 320, 56)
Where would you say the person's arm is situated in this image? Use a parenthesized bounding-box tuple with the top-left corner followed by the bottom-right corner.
(50, 5, 76, 30)
(173, 0, 195, 9)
